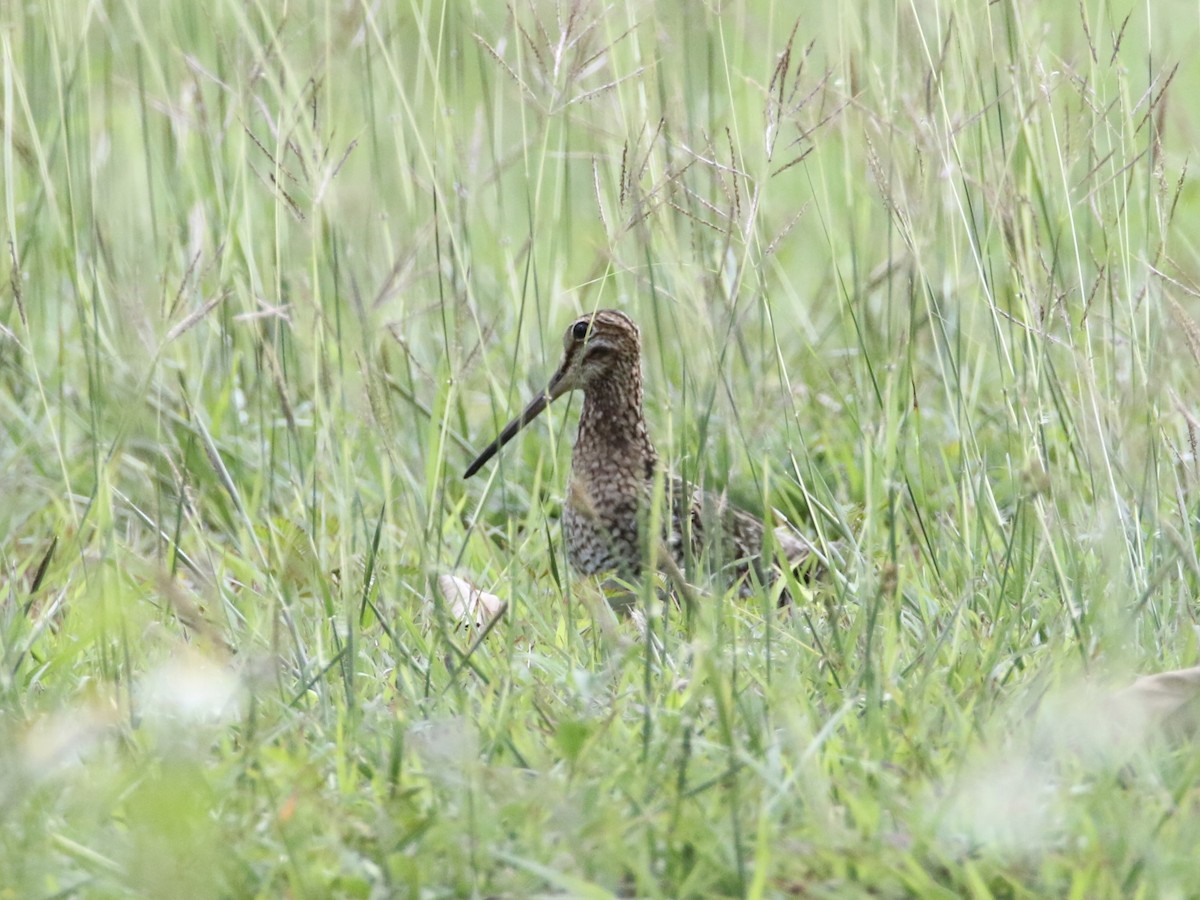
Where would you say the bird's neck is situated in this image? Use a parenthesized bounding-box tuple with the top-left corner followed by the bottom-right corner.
(574, 371, 658, 480)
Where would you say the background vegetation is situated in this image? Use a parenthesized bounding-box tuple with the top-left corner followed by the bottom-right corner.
(3, 0, 1200, 895)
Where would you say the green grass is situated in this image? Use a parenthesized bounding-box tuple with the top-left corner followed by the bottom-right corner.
(3, 0, 1200, 895)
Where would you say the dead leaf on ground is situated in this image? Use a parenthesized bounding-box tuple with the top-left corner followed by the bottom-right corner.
(1109, 664, 1200, 736)
(435, 575, 506, 629)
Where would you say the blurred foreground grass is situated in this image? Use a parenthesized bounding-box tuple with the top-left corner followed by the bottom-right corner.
(4, 0, 1200, 895)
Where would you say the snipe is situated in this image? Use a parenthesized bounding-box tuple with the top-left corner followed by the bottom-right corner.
(464, 310, 816, 597)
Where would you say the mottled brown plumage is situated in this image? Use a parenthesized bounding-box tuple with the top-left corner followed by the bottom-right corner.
(464, 310, 816, 596)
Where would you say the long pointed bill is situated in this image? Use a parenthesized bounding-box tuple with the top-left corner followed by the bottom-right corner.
(463, 370, 569, 478)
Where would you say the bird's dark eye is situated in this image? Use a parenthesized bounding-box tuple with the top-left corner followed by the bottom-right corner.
(572, 321, 589, 341)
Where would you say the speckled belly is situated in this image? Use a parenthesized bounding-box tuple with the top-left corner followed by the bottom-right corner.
(562, 477, 644, 576)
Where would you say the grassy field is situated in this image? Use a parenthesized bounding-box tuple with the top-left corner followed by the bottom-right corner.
(4, 0, 1200, 895)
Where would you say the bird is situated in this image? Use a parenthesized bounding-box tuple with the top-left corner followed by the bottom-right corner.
(463, 309, 818, 600)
